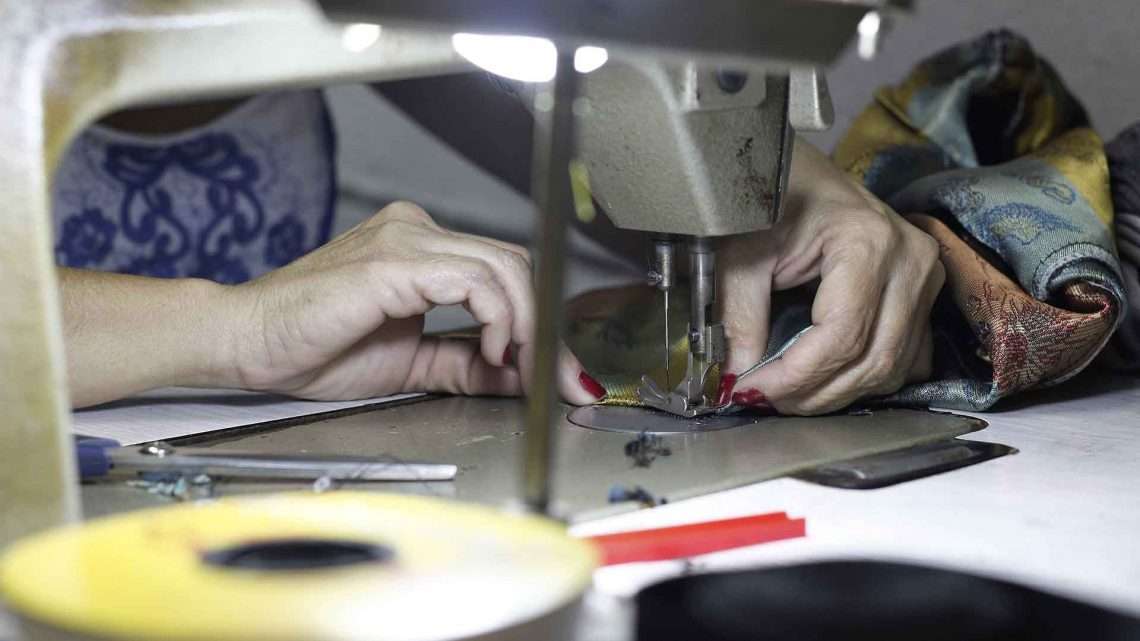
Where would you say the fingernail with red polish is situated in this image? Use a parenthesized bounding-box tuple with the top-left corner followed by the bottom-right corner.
(502, 345, 514, 367)
(579, 371, 607, 400)
(732, 388, 775, 413)
(715, 373, 738, 406)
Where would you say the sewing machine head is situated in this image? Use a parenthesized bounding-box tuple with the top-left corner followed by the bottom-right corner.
(579, 62, 834, 416)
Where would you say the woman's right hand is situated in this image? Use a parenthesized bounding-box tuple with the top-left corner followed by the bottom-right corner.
(219, 201, 605, 404)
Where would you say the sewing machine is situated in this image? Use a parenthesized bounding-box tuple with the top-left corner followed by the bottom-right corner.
(5, 3, 1140, 641)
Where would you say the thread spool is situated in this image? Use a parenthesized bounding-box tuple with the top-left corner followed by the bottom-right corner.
(0, 492, 598, 641)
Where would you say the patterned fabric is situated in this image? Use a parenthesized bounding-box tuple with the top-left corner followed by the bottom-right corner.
(569, 30, 1125, 411)
(836, 30, 1123, 409)
(1102, 122, 1140, 370)
(52, 90, 336, 283)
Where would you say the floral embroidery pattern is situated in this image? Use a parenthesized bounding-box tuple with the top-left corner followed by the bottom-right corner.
(930, 176, 984, 215)
(1010, 173, 1077, 205)
(104, 132, 264, 279)
(52, 91, 336, 283)
(972, 202, 1082, 247)
(911, 214, 1116, 405)
(265, 216, 307, 267)
(967, 279, 1096, 395)
(56, 208, 116, 267)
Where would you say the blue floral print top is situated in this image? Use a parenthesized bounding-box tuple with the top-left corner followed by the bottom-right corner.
(52, 90, 336, 284)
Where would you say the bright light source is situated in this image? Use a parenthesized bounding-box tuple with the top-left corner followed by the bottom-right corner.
(342, 23, 381, 52)
(856, 11, 882, 60)
(452, 33, 558, 82)
(574, 46, 608, 73)
(452, 33, 609, 82)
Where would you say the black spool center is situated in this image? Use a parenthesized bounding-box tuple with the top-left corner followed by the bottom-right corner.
(202, 538, 394, 571)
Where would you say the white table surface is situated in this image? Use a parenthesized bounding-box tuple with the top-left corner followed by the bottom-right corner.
(572, 372, 1140, 620)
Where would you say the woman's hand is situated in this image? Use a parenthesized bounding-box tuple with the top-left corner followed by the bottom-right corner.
(61, 201, 605, 408)
(716, 139, 945, 415)
(222, 201, 603, 403)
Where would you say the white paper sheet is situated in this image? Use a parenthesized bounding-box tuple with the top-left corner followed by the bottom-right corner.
(72, 387, 424, 445)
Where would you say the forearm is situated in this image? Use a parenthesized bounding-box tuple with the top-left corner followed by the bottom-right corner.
(59, 268, 238, 408)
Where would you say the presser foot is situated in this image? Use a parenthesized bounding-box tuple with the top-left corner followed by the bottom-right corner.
(636, 374, 727, 419)
(638, 318, 727, 418)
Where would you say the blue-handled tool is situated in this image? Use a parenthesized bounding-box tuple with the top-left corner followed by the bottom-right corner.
(74, 437, 456, 482)
(76, 437, 123, 481)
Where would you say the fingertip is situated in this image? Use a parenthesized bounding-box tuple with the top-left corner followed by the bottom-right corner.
(480, 324, 512, 370)
(578, 371, 607, 401)
(557, 346, 605, 405)
(737, 360, 790, 405)
(715, 373, 738, 406)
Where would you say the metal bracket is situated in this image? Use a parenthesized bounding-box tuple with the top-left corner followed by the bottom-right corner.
(794, 438, 1017, 490)
(789, 67, 834, 131)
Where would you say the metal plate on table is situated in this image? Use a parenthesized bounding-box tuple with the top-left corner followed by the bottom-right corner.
(82, 397, 987, 523)
(568, 405, 759, 433)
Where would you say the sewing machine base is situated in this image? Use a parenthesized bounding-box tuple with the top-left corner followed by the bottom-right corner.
(78, 397, 1000, 523)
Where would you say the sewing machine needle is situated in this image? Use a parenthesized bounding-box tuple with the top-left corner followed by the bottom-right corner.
(664, 289, 670, 387)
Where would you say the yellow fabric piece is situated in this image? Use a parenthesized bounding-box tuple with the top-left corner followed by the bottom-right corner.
(833, 96, 931, 179)
(566, 285, 718, 406)
(1030, 127, 1115, 231)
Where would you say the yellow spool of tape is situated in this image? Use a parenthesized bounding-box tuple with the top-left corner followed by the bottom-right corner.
(0, 492, 598, 641)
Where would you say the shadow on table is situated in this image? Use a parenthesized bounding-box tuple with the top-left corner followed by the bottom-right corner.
(638, 560, 1140, 641)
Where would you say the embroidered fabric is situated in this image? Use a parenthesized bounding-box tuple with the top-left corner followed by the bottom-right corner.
(52, 90, 336, 283)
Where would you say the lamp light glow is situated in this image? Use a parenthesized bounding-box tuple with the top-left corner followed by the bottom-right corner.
(452, 33, 609, 82)
(342, 23, 381, 52)
(856, 11, 882, 60)
(574, 46, 608, 73)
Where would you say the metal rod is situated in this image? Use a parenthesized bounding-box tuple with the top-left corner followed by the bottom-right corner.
(112, 455, 458, 482)
(686, 237, 715, 404)
(523, 52, 579, 515)
(649, 238, 676, 389)
(664, 288, 670, 387)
